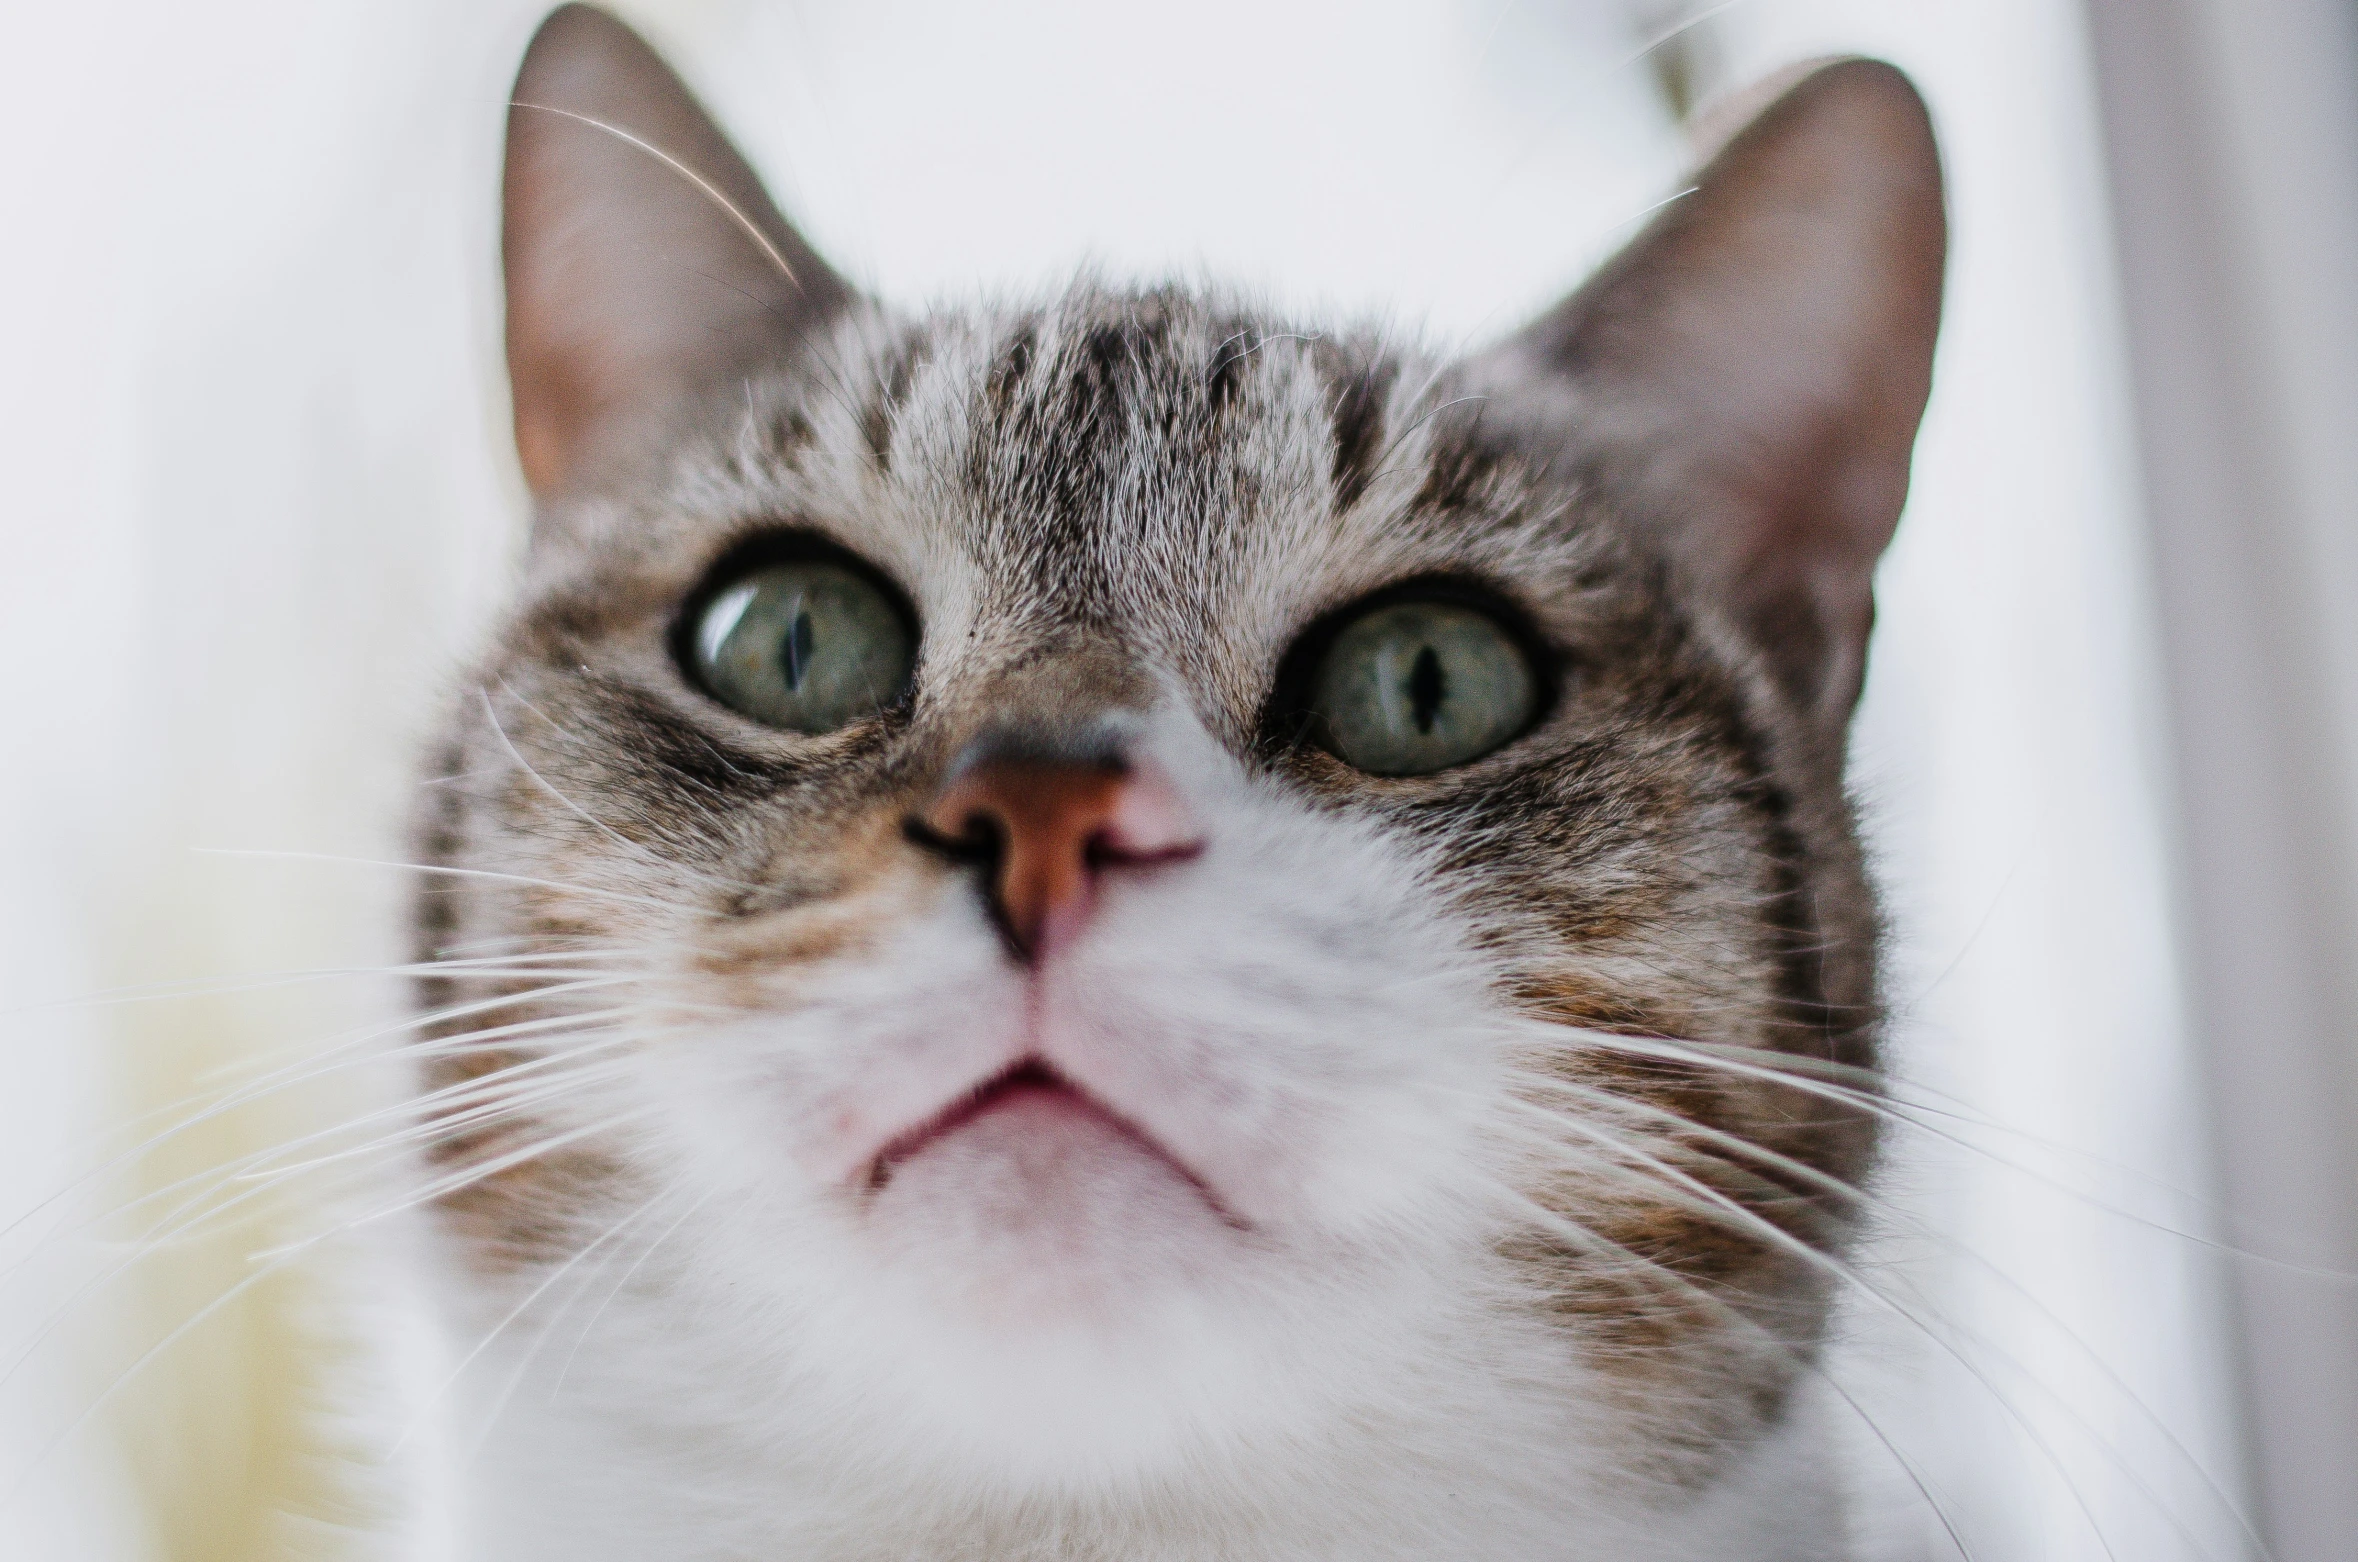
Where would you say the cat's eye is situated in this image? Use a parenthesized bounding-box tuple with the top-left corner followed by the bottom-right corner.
(1300, 598, 1541, 776)
(686, 558, 915, 732)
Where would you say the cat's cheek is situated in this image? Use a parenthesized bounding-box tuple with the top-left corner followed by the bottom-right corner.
(651, 879, 1020, 1178)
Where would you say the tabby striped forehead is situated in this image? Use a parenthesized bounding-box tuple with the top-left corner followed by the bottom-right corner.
(569, 284, 1638, 737)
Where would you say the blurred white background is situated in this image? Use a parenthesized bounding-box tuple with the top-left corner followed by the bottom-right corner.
(4, 1, 2352, 1558)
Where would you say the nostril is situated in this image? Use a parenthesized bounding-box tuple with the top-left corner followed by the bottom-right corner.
(904, 807, 1004, 865)
(1080, 828, 1124, 871)
(1094, 763, 1203, 863)
(1082, 822, 1203, 872)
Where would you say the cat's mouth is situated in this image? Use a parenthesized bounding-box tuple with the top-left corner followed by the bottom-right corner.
(863, 1058, 1241, 1225)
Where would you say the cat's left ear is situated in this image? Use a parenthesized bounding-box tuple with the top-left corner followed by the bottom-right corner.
(1484, 59, 1945, 729)
(503, 5, 853, 500)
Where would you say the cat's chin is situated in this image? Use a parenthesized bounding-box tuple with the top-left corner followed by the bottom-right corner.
(853, 1065, 1247, 1321)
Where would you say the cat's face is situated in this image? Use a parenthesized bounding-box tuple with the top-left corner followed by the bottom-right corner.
(413, 7, 1942, 1546)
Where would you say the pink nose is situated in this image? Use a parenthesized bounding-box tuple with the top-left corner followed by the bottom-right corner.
(914, 749, 1202, 961)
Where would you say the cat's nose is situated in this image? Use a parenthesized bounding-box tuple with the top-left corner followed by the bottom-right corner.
(909, 729, 1203, 962)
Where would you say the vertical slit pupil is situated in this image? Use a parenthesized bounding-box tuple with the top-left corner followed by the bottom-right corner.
(1407, 644, 1446, 734)
(781, 604, 816, 692)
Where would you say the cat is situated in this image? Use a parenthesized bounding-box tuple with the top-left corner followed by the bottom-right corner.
(408, 5, 1943, 1556)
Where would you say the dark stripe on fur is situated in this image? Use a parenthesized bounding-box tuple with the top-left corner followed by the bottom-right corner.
(863, 327, 931, 473)
(1325, 356, 1397, 511)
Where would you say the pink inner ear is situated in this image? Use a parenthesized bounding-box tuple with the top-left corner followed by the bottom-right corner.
(1486, 58, 1945, 728)
(501, 4, 851, 501)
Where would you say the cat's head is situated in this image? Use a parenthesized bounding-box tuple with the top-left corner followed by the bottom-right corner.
(414, 3, 1941, 1536)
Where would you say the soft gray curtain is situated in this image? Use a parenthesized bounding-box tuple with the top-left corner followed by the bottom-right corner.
(2084, 2, 2358, 1557)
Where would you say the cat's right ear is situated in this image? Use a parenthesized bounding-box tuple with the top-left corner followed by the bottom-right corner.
(503, 5, 851, 500)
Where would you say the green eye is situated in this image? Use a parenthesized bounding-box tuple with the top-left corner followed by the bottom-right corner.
(687, 559, 915, 732)
(1304, 599, 1541, 776)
